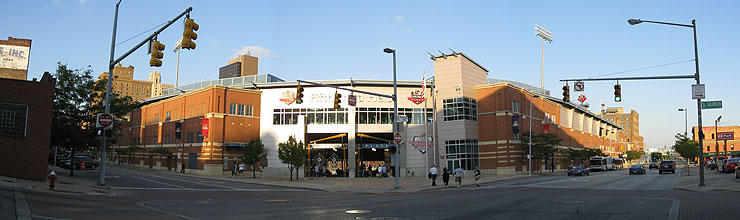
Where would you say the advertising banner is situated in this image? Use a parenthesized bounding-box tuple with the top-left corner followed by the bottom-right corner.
(175, 122, 182, 139)
(201, 118, 209, 138)
(0, 44, 30, 70)
(512, 116, 520, 138)
(717, 132, 734, 140)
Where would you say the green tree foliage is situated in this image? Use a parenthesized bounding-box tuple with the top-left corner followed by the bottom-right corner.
(626, 150, 645, 162)
(51, 62, 136, 156)
(650, 152, 663, 162)
(277, 136, 307, 181)
(520, 132, 562, 172)
(673, 133, 700, 162)
(242, 138, 266, 179)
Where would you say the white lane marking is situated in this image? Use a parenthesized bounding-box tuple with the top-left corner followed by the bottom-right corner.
(134, 176, 190, 189)
(113, 187, 306, 192)
(116, 169, 240, 189)
(137, 200, 200, 220)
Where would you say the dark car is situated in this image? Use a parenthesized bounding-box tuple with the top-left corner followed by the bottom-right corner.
(658, 160, 676, 174)
(567, 166, 590, 176)
(629, 164, 646, 175)
(60, 156, 99, 170)
(649, 163, 658, 169)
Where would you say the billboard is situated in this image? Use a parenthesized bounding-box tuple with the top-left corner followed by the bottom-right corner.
(0, 44, 30, 70)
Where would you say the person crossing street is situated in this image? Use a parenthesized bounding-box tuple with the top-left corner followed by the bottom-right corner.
(429, 165, 439, 186)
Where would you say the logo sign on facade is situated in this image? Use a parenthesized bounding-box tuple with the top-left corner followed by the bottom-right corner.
(409, 134, 434, 151)
(574, 81, 584, 92)
(701, 100, 722, 109)
(577, 94, 586, 103)
(313, 153, 326, 165)
(512, 116, 520, 138)
(0, 44, 31, 70)
(408, 80, 426, 105)
(175, 122, 182, 139)
(717, 132, 734, 140)
(280, 90, 296, 105)
(348, 94, 357, 106)
(394, 133, 402, 144)
(692, 84, 705, 99)
(201, 118, 209, 138)
(96, 113, 114, 129)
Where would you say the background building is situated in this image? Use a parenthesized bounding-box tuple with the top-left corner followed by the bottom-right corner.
(693, 125, 739, 158)
(0, 72, 55, 181)
(219, 54, 258, 79)
(599, 107, 645, 151)
(0, 37, 32, 80)
(149, 70, 174, 97)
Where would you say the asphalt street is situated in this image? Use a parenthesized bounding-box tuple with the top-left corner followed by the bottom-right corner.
(17, 166, 740, 220)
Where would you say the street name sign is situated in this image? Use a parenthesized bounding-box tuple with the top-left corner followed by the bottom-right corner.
(701, 100, 722, 109)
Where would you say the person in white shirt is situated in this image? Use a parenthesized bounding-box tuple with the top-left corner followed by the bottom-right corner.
(429, 165, 439, 186)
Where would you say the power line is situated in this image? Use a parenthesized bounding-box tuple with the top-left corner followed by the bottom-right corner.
(115, 21, 169, 46)
(588, 59, 695, 79)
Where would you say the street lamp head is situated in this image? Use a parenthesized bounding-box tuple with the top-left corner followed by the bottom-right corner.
(717, 116, 722, 121)
(678, 108, 685, 111)
(628, 19, 643, 25)
(383, 48, 395, 54)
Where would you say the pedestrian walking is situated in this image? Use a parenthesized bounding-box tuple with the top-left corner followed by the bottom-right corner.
(429, 165, 438, 186)
(180, 163, 185, 174)
(379, 165, 385, 178)
(314, 165, 320, 177)
(453, 166, 464, 188)
(442, 167, 450, 185)
(231, 161, 237, 176)
(474, 167, 481, 187)
(238, 163, 245, 176)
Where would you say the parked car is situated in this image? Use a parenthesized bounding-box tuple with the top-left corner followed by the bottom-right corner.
(60, 156, 99, 170)
(567, 166, 590, 176)
(649, 163, 658, 169)
(629, 164, 646, 175)
(723, 158, 740, 173)
(658, 160, 676, 174)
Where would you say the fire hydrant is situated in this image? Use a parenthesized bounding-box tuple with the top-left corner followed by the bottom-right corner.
(48, 171, 57, 190)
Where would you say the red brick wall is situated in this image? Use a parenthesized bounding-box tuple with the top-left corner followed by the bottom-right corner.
(0, 77, 55, 181)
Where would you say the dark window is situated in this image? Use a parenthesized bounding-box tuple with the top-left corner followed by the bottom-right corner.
(0, 103, 27, 137)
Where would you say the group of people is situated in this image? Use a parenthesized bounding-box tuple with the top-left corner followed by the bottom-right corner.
(359, 164, 390, 178)
(429, 165, 481, 188)
(231, 161, 246, 176)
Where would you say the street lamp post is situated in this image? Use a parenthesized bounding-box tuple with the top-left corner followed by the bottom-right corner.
(384, 48, 400, 189)
(678, 108, 687, 136)
(528, 93, 540, 176)
(715, 116, 721, 169)
(629, 18, 705, 187)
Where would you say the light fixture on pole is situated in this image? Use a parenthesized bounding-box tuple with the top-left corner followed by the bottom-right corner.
(715, 116, 721, 167)
(384, 47, 400, 189)
(678, 108, 687, 136)
(535, 25, 552, 89)
(629, 18, 704, 186)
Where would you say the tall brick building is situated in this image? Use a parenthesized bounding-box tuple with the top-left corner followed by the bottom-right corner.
(0, 72, 55, 181)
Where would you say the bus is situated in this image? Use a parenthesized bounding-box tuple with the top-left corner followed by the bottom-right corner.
(589, 157, 614, 171)
(613, 158, 624, 170)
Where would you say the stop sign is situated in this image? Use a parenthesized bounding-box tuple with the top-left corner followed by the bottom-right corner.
(394, 133, 402, 144)
(97, 113, 113, 128)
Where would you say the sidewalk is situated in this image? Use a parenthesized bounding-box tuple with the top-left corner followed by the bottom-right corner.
(119, 164, 528, 194)
(674, 165, 740, 192)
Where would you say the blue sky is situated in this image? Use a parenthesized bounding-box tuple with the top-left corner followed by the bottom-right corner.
(3, 0, 738, 150)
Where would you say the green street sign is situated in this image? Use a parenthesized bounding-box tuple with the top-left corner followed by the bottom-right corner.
(701, 101, 722, 109)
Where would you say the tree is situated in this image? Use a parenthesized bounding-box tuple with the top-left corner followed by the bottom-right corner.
(242, 138, 266, 179)
(626, 150, 644, 162)
(650, 152, 663, 162)
(520, 132, 562, 172)
(277, 136, 307, 181)
(673, 133, 700, 175)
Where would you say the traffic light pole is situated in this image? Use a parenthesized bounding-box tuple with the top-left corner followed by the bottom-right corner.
(100, 4, 194, 186)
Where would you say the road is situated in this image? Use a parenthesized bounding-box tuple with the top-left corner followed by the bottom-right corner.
(14, 166, 740, 220)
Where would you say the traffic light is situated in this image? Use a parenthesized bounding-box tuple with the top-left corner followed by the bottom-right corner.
(562, 85, 570, 102)
(614, 84, 622, 102)
(150, 40, 165, 67)
(333, 92, 342, 109)
(296, 85, 304, 104)
(182, 18, 199, 50)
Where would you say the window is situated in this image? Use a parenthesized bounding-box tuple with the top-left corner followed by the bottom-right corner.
(164, 135, 170, 144)
(512, 101, 520, 113)
(445, 139, 479, 170)
(238, 104, 245, 115)
(187, 132, 194, 143)
(153, 136, 158, 144)
(0, 103, 28, 137)
(229, 103, 237, 114)
(154, 114, 159, 123)
(443, 97, 477, 121)
(245, 105, 254, 116)
(196, 132, 204, 142)
(707, 146, 710, 151)
(165, 111, 171, 121)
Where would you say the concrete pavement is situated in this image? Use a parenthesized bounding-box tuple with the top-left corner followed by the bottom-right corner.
(674, 165, 740, 192)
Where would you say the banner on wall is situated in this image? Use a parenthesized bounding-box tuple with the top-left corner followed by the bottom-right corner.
(512, 116, 520, 138)
(201, 118, 209, 138)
